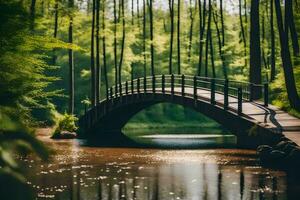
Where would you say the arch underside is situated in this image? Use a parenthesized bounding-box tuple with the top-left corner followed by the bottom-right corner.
(80, 91, 282, 148)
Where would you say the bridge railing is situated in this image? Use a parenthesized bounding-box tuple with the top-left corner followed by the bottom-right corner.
(106, 74, 268, 116)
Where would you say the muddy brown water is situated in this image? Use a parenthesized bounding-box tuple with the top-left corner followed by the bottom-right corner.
(20, 129, 300, 200)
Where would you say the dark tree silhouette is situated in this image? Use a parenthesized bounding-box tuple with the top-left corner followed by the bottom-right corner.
(30, 0, 36, 30)
(169, 0, 175, 74)
(143, 0, 147, 77)
(285, 0, 299, 56)
(177, 0, 181, 74)
(118, 0, 125, 85)
(274, 0, 300, 111)
(239, 0, 247, 67)
(187, 0, 195, 64)
(68, 0, 75, 113)
(52, 0, 59, 65)
(91, 0, 96, 106)
(270, 0, 276, 81)
(249, 0, 262, 100)
(102, 0, 109, 99)
(113, 0, 118, 92)
(149, 0, 154, 75)
(96, 0, 101, 103)
(198, 0, 206, 76)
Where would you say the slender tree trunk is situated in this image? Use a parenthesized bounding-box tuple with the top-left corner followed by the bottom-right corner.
(169, 0, 174, 74)
(213, 7, 227, 78)
(270, 0, 276, 81)
(177, 0, 181, 74)
(220, 0, 225, 46)
(119, 0, 126, 84)
(149, 0, 154, 75)
(30, 0, 36, 31)
(102, 0, 109, 99)
(286, 0, 299, 56)
(261, 9, 267, 69)
(96, 0, 101, 103)
(143, 0, 147, 77)
(239, 0, 247, 67)
(274, 0, 300, 111)
(198, 0, 206, 76)
(132, 0, 134, 25)
(137, 0, 140, 27)
(113, 0, 118, 92)
(205, 0, 212, 77)
(52, 0, 59, 65)
(249, 0, 262, 99)
(68, 0, 75, 113)
(91, 0, 96, 106)
(187, 0, 195, 63)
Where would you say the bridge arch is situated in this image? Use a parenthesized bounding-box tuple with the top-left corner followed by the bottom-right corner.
(79, 75, 284, 148)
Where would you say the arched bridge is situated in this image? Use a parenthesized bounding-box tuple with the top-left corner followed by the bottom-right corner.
(79, 74, 300, 148)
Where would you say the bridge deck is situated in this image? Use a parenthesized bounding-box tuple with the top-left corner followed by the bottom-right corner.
(161, 87, 300, 145)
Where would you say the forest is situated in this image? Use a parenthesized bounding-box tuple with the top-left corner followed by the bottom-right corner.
(0, 0, 299, 198)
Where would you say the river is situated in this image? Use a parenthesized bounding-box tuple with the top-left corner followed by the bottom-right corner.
(21, 128, 300, 200)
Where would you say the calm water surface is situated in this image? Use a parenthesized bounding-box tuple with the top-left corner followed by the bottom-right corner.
(21, 129, 300, 200)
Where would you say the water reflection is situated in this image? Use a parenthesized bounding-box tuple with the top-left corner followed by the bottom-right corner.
(20, 130, 297, 200)
(26, 160, 288, 200)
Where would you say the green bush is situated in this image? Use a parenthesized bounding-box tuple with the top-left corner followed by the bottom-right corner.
(52, 113, 78, 137)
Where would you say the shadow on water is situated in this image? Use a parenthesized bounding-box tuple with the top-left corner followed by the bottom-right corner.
(84, 131, 238, 149)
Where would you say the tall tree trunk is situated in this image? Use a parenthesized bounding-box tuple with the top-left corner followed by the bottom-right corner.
(177, 0, 181, 74)
(249, 0, 262, 99)
(113, 0, 118, 92)
(96, 0, 101, 103)
(119, 0, 126, 85)
(52, 0, 59, 65)
(149, 0, 154, 75)
(274, 0, 300, 111)
(205, 0, 212, 77)
(261, 8, 269, 82)
(68, 0, 75, 113)
(137, 0, 140, 27)
(220, 0, 225, 46)
(286, 0, 300, 56)
(239, 0, 247, 67)
(102, 0, 109, 99)
(198, 0, 206, 76)
(213, 7, 227, 78)
(91, 0, 96, 106)
(187, 0, 195, 63)
(30, 0, 36, 31)
(169, 0, 174, 74)
(132, 0, 134, 25)
(270, 0, 276, 81)
(143, 0, 147, 77)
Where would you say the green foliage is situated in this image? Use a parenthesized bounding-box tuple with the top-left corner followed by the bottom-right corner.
(52, 113, 78, 136)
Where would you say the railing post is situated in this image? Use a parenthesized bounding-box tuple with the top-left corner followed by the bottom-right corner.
(171, 74, 175, 96)
(224, 79, 229, 110)
(264, 83, 268, 107)
(110, 87, 113, 100)
(131, 78, 134, 94)
(119, 82, 122, 96)
(125, 81, 128, 95)
(193, 76, 197, 100)
(144, 76, 147, 93)
(162, 74, 165, 94)
(238, 87, 243, 115)
(211, 79, 216, 105)
(152, 75, 156, 93)
(137, 78, 140, 94)
(249, 83, 254, 101)
(181, 74, 185, 96)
